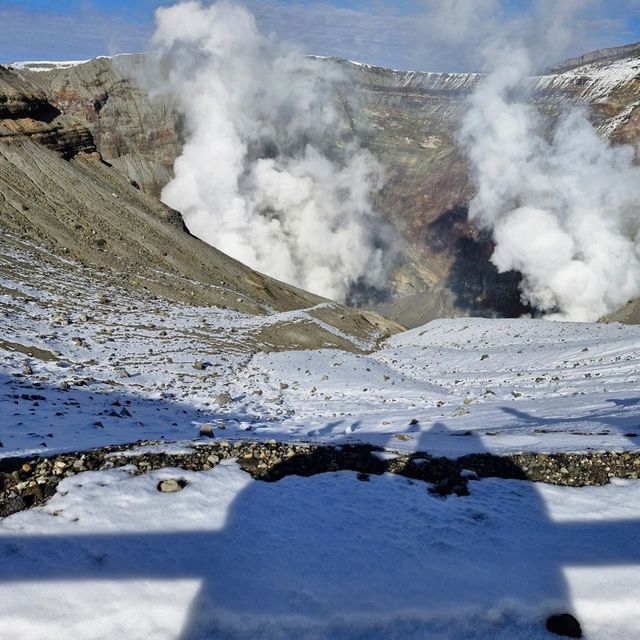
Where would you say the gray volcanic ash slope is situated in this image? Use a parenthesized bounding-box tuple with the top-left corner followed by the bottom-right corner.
(0, 63, 399, 353)
(6, 42, 640, 326)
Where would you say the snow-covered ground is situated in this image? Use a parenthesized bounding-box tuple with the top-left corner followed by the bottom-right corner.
(3, 236, 640, 638)
(4, 239, 640, 457)
(2, 462, 640, 639)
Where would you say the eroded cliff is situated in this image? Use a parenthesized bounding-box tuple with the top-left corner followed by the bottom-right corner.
(8, 44, 640, 325)
(0, 63, 397, 352)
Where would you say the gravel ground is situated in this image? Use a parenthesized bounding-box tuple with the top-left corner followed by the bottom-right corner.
(2, 439, 640, 517)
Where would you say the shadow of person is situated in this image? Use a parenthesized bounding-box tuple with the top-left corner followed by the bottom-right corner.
(500, 400, 640, 436)
(2, 419, 640, 639)
(176, 422, 640, 639)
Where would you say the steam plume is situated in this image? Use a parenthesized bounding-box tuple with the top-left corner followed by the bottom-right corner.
(455, 1, 640, 321)
(152, 0, 397, 302)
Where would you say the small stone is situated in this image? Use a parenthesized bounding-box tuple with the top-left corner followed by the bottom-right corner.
(157, 478, 184, 493)
(409, 418, 419, 425)
(214, 392, 233, 405)
(23, 365, 33, 375)
(199, 424, 215, 438)
(546, 613, 582, 638)
(451, 406, 470, 417)
(280, 383, 289, 390)
(193, 360, 206, 371)
(480, 354, 489, 361)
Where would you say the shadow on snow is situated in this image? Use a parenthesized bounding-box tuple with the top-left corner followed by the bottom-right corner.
(1, 374, 640, 638)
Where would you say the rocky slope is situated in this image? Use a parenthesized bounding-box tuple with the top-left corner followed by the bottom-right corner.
(333, 49, 640, 324)
(11, 55, 181, 199)
(0, 63, 398, 352)
(8, 44, 640, 325)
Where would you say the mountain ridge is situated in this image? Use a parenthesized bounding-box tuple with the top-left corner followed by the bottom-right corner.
(3, 43, 640, 326)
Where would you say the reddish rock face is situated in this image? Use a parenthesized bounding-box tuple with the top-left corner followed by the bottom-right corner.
(0, 65, 96, 159)
(10, 46, 640, 325)
(20, 56, 183, 201)
(337, 51, 640, 324)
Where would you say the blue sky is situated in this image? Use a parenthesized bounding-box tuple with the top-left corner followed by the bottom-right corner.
(1, 0, 639, 70)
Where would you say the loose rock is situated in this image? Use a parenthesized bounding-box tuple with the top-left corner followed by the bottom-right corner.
(546, 613, 582, 638)
(214, 392, 233, 405)
(157, 478, 184, 493)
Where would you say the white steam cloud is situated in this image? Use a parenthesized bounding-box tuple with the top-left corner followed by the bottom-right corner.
(453, 1, 640, 321)
(152, 0, 397, 302)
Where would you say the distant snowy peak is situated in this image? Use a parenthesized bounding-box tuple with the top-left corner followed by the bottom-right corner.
(545, 41, 640, 75)
(8, 53, 142, 73)
(9, 60, 91, 73)
(309, 54, 483, 93)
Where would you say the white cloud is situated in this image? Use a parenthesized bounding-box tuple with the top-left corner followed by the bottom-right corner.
(0, 7, 151, 62)
(1, 1, 638, 70)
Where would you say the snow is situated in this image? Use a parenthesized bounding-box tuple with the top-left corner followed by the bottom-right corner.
(106, 442, 197, 458)
(3, 234, 640, 637)
(8, 60, 91, 72)
(1, 461, 639, 639)
(7, 53, 142, 72)
(0, 236, 377, 457)
(535, 56, 640, 137)
(244, 318, 640, 455)
(536, 56, 640, 104)
(3, 236, 640, 457)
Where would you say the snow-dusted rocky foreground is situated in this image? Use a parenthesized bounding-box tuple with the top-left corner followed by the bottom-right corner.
(2, 236, 640, 639)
